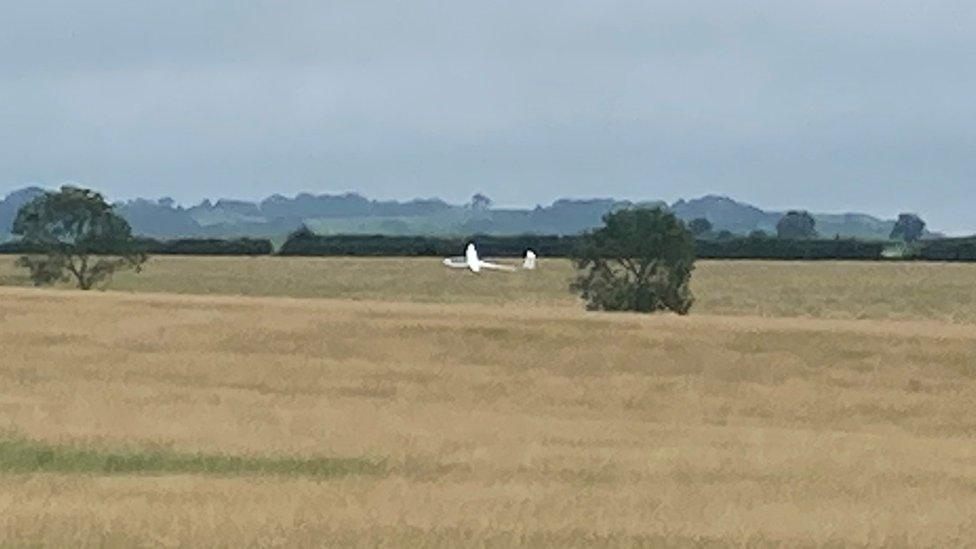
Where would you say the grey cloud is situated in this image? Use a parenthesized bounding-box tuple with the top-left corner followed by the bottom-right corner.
(1, 1, 975, 232)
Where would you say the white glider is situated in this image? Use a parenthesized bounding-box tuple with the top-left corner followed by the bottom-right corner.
(442, 243, 519, 273)
(522, 249, 537, 270)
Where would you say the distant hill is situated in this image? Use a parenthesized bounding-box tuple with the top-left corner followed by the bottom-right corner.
(0, 187, 933, 242)
(0, 187, 45, 241)
(671, 195, 905, 239)
(671, 196, 780, 235)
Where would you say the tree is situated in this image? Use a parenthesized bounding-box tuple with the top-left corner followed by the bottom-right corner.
(469, 193, 492, 211)
(688, 218, 713, 237)
(748, 229, 769, 239)
(776, 210, 817, 239)
(570, 208, 695, 314)
(890, 213, 926, 243)
(12, 186, 147, 290)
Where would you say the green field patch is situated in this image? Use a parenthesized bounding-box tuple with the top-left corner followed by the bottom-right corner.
(0, 436, 385, 479)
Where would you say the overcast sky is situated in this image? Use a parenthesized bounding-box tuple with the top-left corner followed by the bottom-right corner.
(1, 1, 974, 232)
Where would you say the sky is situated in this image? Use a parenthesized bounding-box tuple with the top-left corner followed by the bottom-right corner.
(1, 1, 974, 233)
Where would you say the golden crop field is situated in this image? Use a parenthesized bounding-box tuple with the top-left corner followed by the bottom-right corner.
(2, 256, 976, 546)
(3, 254, 976, 322)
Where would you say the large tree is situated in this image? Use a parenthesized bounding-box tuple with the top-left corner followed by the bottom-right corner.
(776, 210, 817, 239)
(570, 208, 695, 314)
(12, 186, 147, 290)
(890, 213, 926, 243)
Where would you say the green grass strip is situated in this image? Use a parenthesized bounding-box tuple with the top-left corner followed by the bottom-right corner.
(0, 436, 385, 478)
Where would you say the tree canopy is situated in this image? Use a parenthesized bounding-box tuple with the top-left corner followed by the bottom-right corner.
(469, 193, 492, 211)
(12, 186, 147, 289)
(688, 217, 713, 237)
(570, 208, 695, 314)
(890, 213, 926, 242)
(776, 210, 817, 239)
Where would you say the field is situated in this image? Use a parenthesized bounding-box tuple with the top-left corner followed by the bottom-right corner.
(2, 256, 976, 546)
(3, 255, 976, 323)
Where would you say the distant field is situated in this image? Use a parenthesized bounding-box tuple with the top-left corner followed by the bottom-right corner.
(2, 287, 976, 545)
(3, 254, 976, 323)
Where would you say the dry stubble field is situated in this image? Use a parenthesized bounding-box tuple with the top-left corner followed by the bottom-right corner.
(1, 256, 976, 546)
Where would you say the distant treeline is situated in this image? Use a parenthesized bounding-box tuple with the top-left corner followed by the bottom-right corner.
(0, 237, 273, 256)
(3, 231, 976, 261)
(278, 228, 579, 257)
(279, 230, 976, 262)
(914, 237, 976, 261)
(693, 237, 887, 260)
(136, 238, 273, 256)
